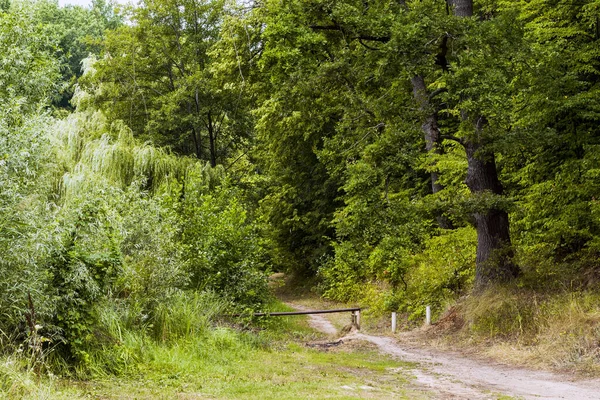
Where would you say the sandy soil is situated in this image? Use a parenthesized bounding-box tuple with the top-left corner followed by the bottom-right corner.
(287, 302, 600, 400)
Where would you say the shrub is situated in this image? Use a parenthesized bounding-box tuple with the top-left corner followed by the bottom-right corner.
(399, 227, 476, 321)
(182, 170, 270, 308)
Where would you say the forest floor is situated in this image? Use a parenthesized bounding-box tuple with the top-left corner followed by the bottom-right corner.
(274, 276, 600, 400)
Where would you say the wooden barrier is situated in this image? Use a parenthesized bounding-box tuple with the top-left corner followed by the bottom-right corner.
(227, 308, 361, 330)
(228, 308, 361, 317)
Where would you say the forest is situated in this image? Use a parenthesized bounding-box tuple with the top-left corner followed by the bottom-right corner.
(1, 0, 600, 396)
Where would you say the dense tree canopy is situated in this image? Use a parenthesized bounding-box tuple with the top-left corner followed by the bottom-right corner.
(238, 0, 600, 302)
(82, 0, 253, 166)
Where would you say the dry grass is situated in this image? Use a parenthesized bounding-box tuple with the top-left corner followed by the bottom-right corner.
(413, 287, 600, 376)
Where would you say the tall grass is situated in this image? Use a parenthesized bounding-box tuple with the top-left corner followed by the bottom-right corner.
(0, 290, 258, 398)
(0, 356, 55, 400)
(459, 287, 600, 373)
(152, 291, 226, 342)
(77, 290, 228, 377)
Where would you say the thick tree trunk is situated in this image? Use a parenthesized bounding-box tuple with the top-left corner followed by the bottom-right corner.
(463, 127, 519, 289)
(411, 75, 443, 194)
(411, 75, 453, 229)
(448, 0, 473, 17)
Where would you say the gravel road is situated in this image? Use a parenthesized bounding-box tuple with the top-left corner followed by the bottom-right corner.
(288, 303, 600, 400)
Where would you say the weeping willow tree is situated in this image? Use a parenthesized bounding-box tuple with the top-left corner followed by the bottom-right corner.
(12, 108, 268, 367)
(52, 112, 193, 197)
(56, 75, 229, 197)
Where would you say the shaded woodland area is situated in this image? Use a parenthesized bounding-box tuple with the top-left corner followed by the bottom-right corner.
(1, 0, 600, 378)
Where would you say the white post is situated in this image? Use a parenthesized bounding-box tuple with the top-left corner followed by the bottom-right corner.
(356, 310, 361, 329)
(425, 306, 431, 325)
(391, 312, 397, 333)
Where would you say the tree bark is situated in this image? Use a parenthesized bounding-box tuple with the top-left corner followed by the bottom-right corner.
(207, 111, 217, 168)
(411, 75, 453, 229)
(463, 119, 519, 289)
(191, 126, 201, 159)
(448, 0, 473, 17)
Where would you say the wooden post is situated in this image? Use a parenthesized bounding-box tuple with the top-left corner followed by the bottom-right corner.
(351, 310, 361, 330)
(426, 306, 431, 325)
(391, 312, 397, 333)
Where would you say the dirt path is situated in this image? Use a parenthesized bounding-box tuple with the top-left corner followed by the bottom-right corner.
(287, 302, 600, 400)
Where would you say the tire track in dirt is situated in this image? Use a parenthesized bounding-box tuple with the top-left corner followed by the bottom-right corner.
(287, 302, 600, 400)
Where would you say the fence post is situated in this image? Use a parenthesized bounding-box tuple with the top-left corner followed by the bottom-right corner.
(425, 306, 431, 325)
(351, 310, 361, 330)
(391, 312, 397, 333)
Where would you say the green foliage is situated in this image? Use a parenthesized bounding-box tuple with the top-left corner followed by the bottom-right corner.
(252, 80, 342, 275)
(47, 214, 122, 364)
(0, 4, 65, 365)
(0, 0, 273, 378)
(397, 228, 476, 321)
(0, 1, 61, 123)
(247, 0, 600, 312)
(24, 0, 123, 107)
(182, 169, 269, 307)
(5, 0, 600, 377)
(0, 101, 270, 373)
(322, 226, 476, 321)
(118, 187, 189, 313)
(82, 0, 252, 165)
(513, 149, 600, 286)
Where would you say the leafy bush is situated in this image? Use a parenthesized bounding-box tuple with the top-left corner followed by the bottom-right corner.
(512, 146, 600, 288)
(0, 114, 58, 354)
(118, 185, 190, 315)
(0, 108, 273, 372)
(398, 227, 476, 321)
(182, 168, 270, 308)
(46, 196, 123, 365)
(320, 215, 476, 321)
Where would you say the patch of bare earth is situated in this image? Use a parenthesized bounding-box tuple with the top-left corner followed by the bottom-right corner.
(286, 302, 600, 400)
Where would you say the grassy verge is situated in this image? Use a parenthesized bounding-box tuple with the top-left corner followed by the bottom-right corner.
(61, 341, 421, 399)
(1, 296, 426, 399)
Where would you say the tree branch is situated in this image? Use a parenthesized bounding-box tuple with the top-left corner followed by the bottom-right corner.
(441, 134, 464, 145)
(309, 25, 390, 43)
(428, 87, 448, 100)
(354, 35, 390, 43)
(358, 38, 382, 51)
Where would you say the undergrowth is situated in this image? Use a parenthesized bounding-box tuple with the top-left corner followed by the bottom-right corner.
(0, 295, 422, 399)
(0, 293, 288, 397)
